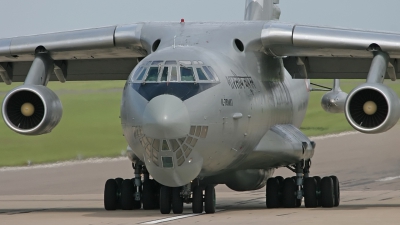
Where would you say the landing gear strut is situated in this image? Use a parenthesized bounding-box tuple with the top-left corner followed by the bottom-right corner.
(266, 159, 340, 209)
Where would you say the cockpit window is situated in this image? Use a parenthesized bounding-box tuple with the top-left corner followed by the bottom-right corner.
(165, 60, 177, 65)
(171, 67, 178, 81)
(196, 68, 208, 81)
(203, 66, 217, 81)
(133, 67, 148, 81)
(193, 61, 204, 65)
(180, 67, 195, 81)
(132, 60, 219, 83)
(179, 60, 192, 65)
(146, 67, 160, 81)
(152, 61, 163, 65)
(161, 67, 169, 81)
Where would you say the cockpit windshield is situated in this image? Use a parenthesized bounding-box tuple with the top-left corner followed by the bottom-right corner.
(131, 60, 219, 83)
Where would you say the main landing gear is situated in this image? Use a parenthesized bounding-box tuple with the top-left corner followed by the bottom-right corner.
(103, 162, 217, 214)
(266, 159, 340, 208)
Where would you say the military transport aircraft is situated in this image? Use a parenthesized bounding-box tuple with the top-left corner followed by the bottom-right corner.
(1, 0, 400, 214)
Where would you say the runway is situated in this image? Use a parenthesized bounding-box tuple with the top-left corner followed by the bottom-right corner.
(1, 126, 400, 224)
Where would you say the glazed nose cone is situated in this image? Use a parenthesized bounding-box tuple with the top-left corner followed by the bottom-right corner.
(142, 95, 190, 139)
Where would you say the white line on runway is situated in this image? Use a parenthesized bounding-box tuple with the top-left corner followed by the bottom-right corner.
(141, 210, 225, 224)
(0, 157, 127, 172)
(376, 176, 400, 182)
(310, 131, 359, 140)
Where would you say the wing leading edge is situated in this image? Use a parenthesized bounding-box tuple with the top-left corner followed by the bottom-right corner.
(261, 22, 400, 79)
(0, 24, 147, 83)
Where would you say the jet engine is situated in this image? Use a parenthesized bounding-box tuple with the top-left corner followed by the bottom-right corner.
(345, 83, 400, 134)
(2, 85, 63, 135)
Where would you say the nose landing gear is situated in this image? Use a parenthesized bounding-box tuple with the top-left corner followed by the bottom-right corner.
(266, 159, 340, 209)
(103, 162, 217, 215)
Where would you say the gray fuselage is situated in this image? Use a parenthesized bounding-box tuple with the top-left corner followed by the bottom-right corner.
(120, 22, 309, 187)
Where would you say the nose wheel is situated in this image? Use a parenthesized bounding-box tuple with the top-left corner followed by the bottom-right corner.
(103, 162, 217, 215)
(266, 160, 341, 209)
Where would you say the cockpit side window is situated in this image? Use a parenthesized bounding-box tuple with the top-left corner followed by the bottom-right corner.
(161, 67, 169, 82)
(132, 66, 144, 81)
(146, 67, 160, 82)
(136, 67, 148, 81)
(203, 66, 217, 81)
(196, 68, 209, 81)
(180, 67, 195, 82)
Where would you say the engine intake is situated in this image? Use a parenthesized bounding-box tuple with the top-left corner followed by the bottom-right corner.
(345, 83, 400, 134)
(2, 85, 63, 135)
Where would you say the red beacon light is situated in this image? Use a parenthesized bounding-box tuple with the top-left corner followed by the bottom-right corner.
(181, 18, 185, 23)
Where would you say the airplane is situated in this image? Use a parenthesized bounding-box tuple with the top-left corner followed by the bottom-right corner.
(1, 0, 400, 215)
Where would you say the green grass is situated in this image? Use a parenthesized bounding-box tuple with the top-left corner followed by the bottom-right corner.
(1, 79, 400, 167)
(0, 81, 127, 167)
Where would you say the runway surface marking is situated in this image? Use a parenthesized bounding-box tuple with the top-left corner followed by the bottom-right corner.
(376, 176, 400, 182)
(0, 157, 127, 172)
(141, 209, 225, 224)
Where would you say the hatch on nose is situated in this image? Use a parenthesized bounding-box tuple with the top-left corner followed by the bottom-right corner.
(142, 95, 190, 139)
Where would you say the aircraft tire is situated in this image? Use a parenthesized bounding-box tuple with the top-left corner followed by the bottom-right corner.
(104, 179, 118, 210)
(153, 180, 161, 209)
(172, 187, 184, 214)
(142, 181, 156, 210)
(330, 176, 340, 207)
(160, 186, 171, 214)
(266, 178, 281, 208)
(296, 198, 302, 208)
(282, 178, 297, 208)
(204, 185, 216, 214)
(192, 186, 203, 213)
(313, 176, 322, 206)
(115, 177, 123, 209)
(121, 179, 135, 210)
(275, 176, 284, 185)
(304, 177, 318, 208)
(320, 177, 335, 208)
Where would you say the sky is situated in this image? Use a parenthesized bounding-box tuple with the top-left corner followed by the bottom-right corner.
(0, 0, 399, 38)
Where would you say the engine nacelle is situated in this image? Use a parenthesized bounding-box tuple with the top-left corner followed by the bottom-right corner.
(321, 90, 348, 113)
(2, 85, 63, 135)
(345, 83, 400, 134)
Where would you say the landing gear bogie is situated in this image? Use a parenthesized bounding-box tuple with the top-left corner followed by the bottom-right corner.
(266, 159, 340, 209)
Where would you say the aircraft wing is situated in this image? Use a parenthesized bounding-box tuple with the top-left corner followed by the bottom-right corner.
(0, 24, 146, 83)
(261, 22, 400, 79)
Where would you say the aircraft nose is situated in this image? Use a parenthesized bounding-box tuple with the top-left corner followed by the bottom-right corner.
(142, 95, 190, 139)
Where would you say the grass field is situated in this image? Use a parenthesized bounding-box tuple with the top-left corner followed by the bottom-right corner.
(1, 79, 400, 167)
